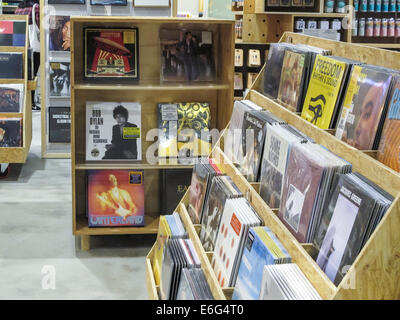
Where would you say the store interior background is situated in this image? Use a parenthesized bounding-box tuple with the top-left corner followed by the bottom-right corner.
(0, 0, 237, 300)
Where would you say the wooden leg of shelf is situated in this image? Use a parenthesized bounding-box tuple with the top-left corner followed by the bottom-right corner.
(81, 235, 91, 251)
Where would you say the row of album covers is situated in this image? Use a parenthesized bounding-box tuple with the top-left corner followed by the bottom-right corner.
(45, 19, 215, 84)
(261, 41, 400, 172)
(0, 20, 25, 147)
(86, 97, 393, 299)
(46, 0, 170, 6)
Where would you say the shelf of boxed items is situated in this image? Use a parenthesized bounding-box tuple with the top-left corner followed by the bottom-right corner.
(39, 0, 178, 160)
(146, 32, 400, 300)
(70, 16, 235, 250)
(0, 15, 34, 164)
(240, 0, 353, 44)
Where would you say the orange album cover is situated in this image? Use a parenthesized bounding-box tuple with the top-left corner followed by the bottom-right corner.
(87, 170, 145, 227)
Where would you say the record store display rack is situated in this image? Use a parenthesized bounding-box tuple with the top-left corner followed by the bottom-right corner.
(0, 14, 35, 164)
(70, 16, 235, 251)
(146, 33, 400, 300)
(40, 0, 177, 159)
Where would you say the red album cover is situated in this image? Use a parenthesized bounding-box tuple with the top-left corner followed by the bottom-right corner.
(87, 170, 145, 227)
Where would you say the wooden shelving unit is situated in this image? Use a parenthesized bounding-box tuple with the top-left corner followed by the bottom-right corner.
(40, 0, 178, 160)
(146, 33, 400, 300)
(70, 16, 235, 250)
(0, 15, 35, 165)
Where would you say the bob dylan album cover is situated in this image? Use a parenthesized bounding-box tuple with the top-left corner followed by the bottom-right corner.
(85, 28, 139, 81)
(87, 170, 145, 227)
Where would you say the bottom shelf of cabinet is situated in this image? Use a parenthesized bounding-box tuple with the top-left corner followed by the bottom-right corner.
(74, 213, 159, 236)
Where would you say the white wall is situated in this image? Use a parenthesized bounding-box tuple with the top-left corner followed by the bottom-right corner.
(178, 0, 199, 17)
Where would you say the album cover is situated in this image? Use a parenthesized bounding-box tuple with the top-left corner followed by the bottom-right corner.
(86, 170, 145, 227)
(248, 49, 261, 68)
(235, 48, 244, 67)
(0, 84, 23, 113)
(378, 77, 400, 172)
(85, 28, 139, 82)
(90, 0, 127, 5)
(301, 55, 347, 129)
(277, 50, 308, 113)
(49, 107, 71, 143)
(266, 0, 280, 7)
(176, 269, 195, 300)
(292, 0, 303, 6)
(48, 0, 85, 3)
(0, 20, 26, 47)
(279, 143, 325, 243)
(187, 163, 210, 224)
(234, 73, 243, 90)
(152, 216, 172, 286)
(160, 29, 215, 82)
(314, 174, 379, 285)
(49, 62, 70, 97)
(0, 53, 23, 79)
(161, 168, 193, 215)
(239, 111, 268, 182)
(303, 0, 315, 6)
(49, 16, 71, 52)
(0, 118, 22, 147)
(86, 102, 142, 161)
(335, 65, 393, 150)
(280, 0, 291, 6)
(158, 102, 211, 160)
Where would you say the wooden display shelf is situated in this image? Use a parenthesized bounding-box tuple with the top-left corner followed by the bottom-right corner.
(0, 15, 32, 164)
(70, 17, 235, 250)
(146, 32, 400, 300)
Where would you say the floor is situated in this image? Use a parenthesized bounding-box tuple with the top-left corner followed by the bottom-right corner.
(0, 111, 155, 299)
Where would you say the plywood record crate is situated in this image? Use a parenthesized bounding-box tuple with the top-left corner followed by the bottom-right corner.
(146, 32, 400, 300)
(0, 14, 35, 164)
(69, 16, 235, 251)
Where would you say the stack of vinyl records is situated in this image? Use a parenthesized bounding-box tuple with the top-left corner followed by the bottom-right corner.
(278, 142, 352, 243)
(259, 123, 311, 209)
(211, 198, 262, 288)
(232, 226, 291, 300)
(160, 238, 202, 300)
(335, 64, 397, 150)
(259, 264, 322, 300)
(152, 213, 188, 287)
(227, 103, 285, 182)
(314, 172, 393, 286)
(301, 55, 362, 129)
(187, 158, 222, 224)
(199, 175, 243, 252)
(377, 76, 400, 172)
(263, 43, 331, 112)
(176, 268, 213, 300)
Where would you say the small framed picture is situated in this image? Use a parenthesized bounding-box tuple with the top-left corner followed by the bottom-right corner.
(292, 0, 303, 6)
(280, 0, 291, 7)
(303, 0, 315, 7)
(248, 49, 261, 67)
(90, 0, 127, 6)
(234, 72, 243, 90)
(267, 0, 280, 7)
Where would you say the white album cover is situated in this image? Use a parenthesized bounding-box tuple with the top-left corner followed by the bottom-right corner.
(86, 101, 142, 161)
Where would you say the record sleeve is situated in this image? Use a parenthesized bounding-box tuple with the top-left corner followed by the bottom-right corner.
(48, 0, 85, 3)
(90, 0, 127, 5)
(0, 84, 23, 113)
(86, 170, 145, 227)
(314, 174, 376, 285)
(48, 107, 71, 143)
(187, 163, 211, 224)
(84, 28, 139, 82)
(160, 29, 215, 82)
(301, 55, 347, 129)
(378, 77, 400, 172)
(158, 102, 211, 161)
(278, 143, 325, 243)
(49, 62, 70, 98)
(86, 101, 141, 161)
(277, 50, 307, 113)
(49, 16, 71, 52)
(161, 168, 192, 215)
(0, 20, 26, 47)
(0, 53, 23, 79)
(159, 241, 176, 300)
(0, 118, 22, 147)
(176, 269, 195, 300)
(152, 216, 172, 286)
(335, 65, 393, 150)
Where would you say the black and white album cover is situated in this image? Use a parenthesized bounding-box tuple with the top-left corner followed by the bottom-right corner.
(49, 62, 70, 97)
(49, 107, 71, 143)
(86, 102, 141, 161)
(0, 118, 22, 147)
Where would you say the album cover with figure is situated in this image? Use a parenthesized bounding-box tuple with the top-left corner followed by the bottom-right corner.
(86, 101, 142, 161)
(49, 62, 70, 97)
(0, 118, 22, 147)
(0, 84, 24, 113)
(87, 170, 145, 227)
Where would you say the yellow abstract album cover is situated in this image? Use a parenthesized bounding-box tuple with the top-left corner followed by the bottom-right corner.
(152, 216, 172, 286)
(301, 55, 347, 129)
